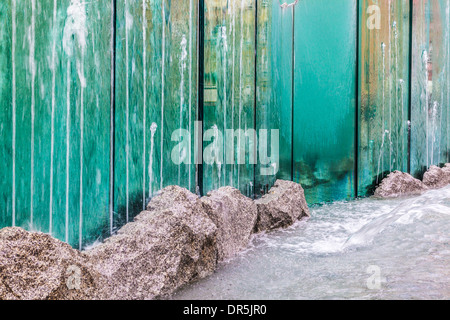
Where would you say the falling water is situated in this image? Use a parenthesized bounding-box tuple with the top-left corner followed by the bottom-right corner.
(431, 101, 438, 165)
(49, 0, 58, 235)
(188, 0, 193, 190)
(393, 20, 399, 169)
(125, 3, 133, 222)
(423, 50, 429, 167)
(399, 79, 404, 163)
(439, 88, 444, 161)
(63, 0, 88, 243)
(160, 3, 166, 190)
(447, 2, 450, 162)
(388, 7, 392, 171)
(65, 60, 70, 243)
(230, 1, 236, 187)
(212, 125, 222, 187)
(11, 0, 16, 227)
(377, 42, 387, 183)
(221, 25, 228, 185)
(178, 35, 188, 186)
(29, 0, 36, 226)
(109, 0, 115, 234)
(149, 122, 157, 199)
(142, 0, 147, 210)
(237, 0, 245, 189)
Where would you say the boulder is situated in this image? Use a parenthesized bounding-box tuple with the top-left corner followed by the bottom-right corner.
(254, 180, 310, 233)
(86, 186, 218, 300)
(201, 187, 257, 262)
(423, 165, 450, 189)
(374, 171, 428, 198)
(0, 227, 102, 300)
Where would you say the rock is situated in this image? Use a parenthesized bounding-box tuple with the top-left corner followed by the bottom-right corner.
(201, 187, 257, 262)
(86, 186, 218, 300)
(423, 165, 450, 189)
(254, 180, 310, 233)
(374, 171, 428, 198)
(0, 227, 101, 300)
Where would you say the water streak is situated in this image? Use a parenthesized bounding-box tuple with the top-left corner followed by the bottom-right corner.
(237, 0, 245, 189)
(125, 3, 132, 222)
(423, 50, 429, 167)
(221, 24, 228, 186)
(149, 123, 157, 199)
(230, 1, 236, 187)
(160, 2, 166, 190)
(188, 0, 193, 190)
(142, 0, 147, 210)
(30, 0, 36, 226)
(178, 35, 188, 186)
(11, 0, 16, 227)
(65, 61, 70, 243)
(377, 42, 386, 183)
(49, 0, 58, 235)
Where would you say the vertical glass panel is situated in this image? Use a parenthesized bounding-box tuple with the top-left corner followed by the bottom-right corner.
(115, 1, 198, 227)
(203, 0, 255, 196)
(411, 0, 450, 177)
(0, 2, 12, 229)
(359, 0, 411, 196)
(161, 0, 198, 191)
(255, 1, 293, 197)
(0, 1, 112, 248)
(80, 0, 113, 247)
(293, 0, 357, 203)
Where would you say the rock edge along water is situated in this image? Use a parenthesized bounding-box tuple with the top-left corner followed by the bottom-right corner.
(374, 164, 450, 198)
(0, 180, 309, 300)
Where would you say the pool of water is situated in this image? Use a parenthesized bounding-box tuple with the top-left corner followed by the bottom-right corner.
(172, 187, 450, 300)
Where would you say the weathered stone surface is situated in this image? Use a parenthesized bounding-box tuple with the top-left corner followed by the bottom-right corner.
(254, 180, 310, 233)
(422, 165, 450, 189)
(201, 187, 257, 262)
(86, 186, 218, 300)
(0, 227, 101, 300)
(374, 171, 428, 198)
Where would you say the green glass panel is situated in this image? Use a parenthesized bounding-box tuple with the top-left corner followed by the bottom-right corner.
(1, 1, 112, 249)
(411, 0, 450, 177)
(255, 0, 293, 197)
(293, 0, 357, 203)
(358, 0, 411, 196)
(0, 2, 12, 229)
(203, 0, 255, 196)
(115, 0, 198, 227)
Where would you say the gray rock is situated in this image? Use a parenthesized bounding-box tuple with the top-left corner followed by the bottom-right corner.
(86, 186, 218, 300)
(201, 187, 257, 262)
(423, 165, 450, 189)
(254, 180, 310, 233)
(374, 171, 428, 198)
(0, 227, 102, 300)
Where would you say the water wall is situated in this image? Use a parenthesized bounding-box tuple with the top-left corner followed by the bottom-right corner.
(0, 0, 449, 248)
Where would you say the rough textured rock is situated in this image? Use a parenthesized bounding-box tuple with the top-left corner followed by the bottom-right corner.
(0, 227, 101, 300)
(254, 180, 310, 233)
(374, 171, 429, 198)
(422, 165, 450, 189)
(201, 187, 257, 262)
(86, 186, 218, 300)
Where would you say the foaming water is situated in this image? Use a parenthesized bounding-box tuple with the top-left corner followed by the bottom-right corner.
(172, 187, 450, 300)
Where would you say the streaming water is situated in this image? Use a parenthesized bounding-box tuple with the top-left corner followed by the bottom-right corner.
(172, 187, 450, 300)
